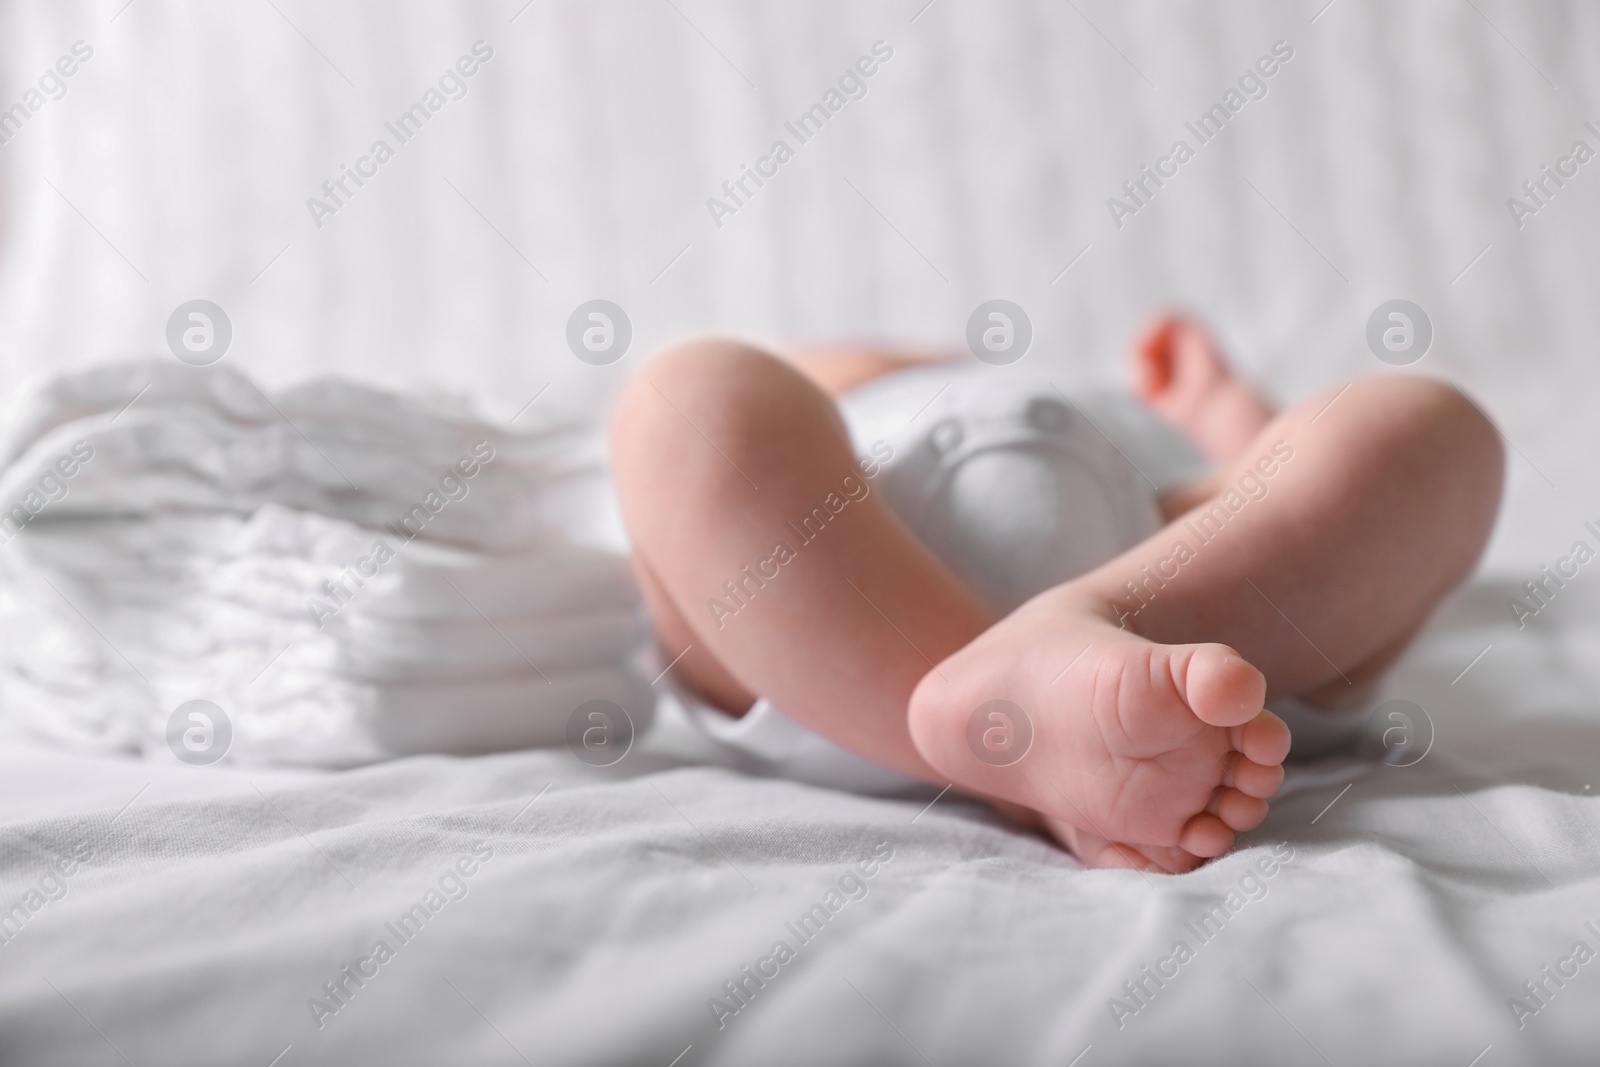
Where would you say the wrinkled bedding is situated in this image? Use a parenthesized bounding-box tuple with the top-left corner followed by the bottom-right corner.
(2, 578, 1599, 1065)
(3, 1, 1600, 1063)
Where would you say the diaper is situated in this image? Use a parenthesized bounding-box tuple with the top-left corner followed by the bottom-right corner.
(835, 363, 1197, 616)
(678, 363, 1360, 793)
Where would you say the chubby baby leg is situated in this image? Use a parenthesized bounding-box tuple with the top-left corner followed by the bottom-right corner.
(610, 339, 991, 784)
(908, 375, 1503, 871)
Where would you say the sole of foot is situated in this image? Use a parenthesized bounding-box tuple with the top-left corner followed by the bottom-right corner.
(908, 595, 1290, 873)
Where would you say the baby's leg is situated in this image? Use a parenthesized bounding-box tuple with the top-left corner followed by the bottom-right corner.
(1130, 313, 1417, 705)
(1130, 315, 1275, 463)
(908, 375, 1504, 870)
(610, 340, 992, 783)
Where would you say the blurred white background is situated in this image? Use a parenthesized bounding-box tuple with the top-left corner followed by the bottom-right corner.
(0, 0, 1596, 572)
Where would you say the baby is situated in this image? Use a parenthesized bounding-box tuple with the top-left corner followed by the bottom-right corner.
(609, 316, 1503, 872)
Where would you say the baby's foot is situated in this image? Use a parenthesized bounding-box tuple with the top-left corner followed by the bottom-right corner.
(907, 592, 1291, 873)
(1131, 315, 1274, 463)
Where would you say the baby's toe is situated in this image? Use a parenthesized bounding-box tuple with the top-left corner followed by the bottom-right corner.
(1131, 317, 1180, 397)
(1184, 645, 1267, 728)
(1098, 843, 1164, 871)
(1209, 786, 1269, 832)
(1045, 817, 1202, 873)
(1178, 812, 1235, 858)
(1132, 844, 1206, 875)
(1225, 754, 1285, 799)
(1234, 709, 1291, 767)
(1046, 817, 1155, 871)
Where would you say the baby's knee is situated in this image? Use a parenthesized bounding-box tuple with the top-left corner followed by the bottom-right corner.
(1402, 377, 1502, 478)
(610, 338, 833, 491)
(613, 339, 755, 459)
(1357, 376, 1505, 523)
(1346, 376, 1499, 464)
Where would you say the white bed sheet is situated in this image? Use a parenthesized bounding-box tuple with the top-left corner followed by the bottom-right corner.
(2, 1, 1600, 1063)
(2, 576, 1599, 1065)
